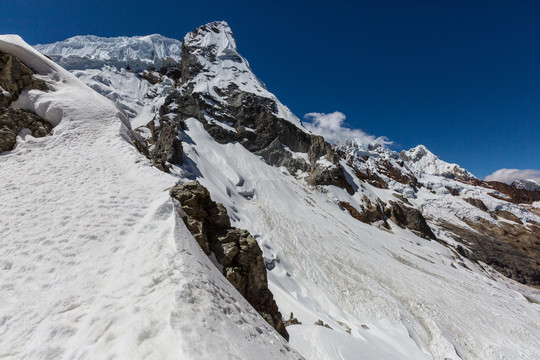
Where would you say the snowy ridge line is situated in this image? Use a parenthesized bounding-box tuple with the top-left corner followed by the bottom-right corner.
(0, 34, 301, 360)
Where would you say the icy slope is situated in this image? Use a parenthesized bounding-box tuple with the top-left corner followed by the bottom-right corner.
(0, 35, 299, 360)
(71, 66, 176, 127)
(179, 117, 540, 360)
(35, 34, 181, 70)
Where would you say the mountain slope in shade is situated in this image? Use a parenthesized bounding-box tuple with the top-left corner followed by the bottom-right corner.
(6, 20, 540, 359)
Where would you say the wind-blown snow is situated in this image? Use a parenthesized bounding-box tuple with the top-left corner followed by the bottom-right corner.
(0, 35, 300, 360)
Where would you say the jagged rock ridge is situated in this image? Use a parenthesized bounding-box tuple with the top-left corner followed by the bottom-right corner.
(171, 180, 289, 340)
(149, 21, 353, 191)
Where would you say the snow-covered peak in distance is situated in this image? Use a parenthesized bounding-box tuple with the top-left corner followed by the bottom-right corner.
(180, 21, 303, 127)
(400, 144, 474, 179)
(34, 34, 182, 71)
(513, 178, 540, 191)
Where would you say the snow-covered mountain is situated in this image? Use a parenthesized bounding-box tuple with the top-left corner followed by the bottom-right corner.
(513, 178, 540, 192)
(400, 144, 474, 180)
(1, 21, 540, 360)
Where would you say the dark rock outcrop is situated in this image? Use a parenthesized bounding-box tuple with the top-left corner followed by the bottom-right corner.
(339, 198, 435, 239)
(283, 312, 301, 326)
(0, 51, 50, 153)
(339, 198, 388, 228)
(460, 178, 540, 204)
(171, 181, 289, 340)
(0, 51, 47, 107)
(146, 113, 183, 172)
(0, 107, 52, 152)
(385, 201, 437, 240)
(440, 218, 540, 286)
(464, 197, 488, 211)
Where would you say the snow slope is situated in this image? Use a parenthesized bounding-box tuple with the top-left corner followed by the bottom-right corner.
(0, 35, 299, 360)
(178, 118, 540, 360)
(71, 66, 176, 127)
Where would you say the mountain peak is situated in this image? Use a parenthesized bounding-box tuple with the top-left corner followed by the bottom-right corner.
(180, 21, 259, 89)
(178, 21, 303, 127)
(401, 144, 474, 179)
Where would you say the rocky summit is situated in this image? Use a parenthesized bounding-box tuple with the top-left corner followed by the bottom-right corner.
(1, 21, 540, 360)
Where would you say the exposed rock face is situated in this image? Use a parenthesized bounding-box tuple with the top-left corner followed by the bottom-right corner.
(0, 107, 52, 152)
(0, 51, 50, 153)
(440, 218, 540, 286)
(171, 181, 289, 340)
(464, 197, 488, 211)
(385, 201, 437, 240)
(339, 199, 435, 239)
(146, 113, 183, 172)
(0, 50, 47, 106)
(460, 178, 540, 204)
(153, 21, 353, 191)
(340, 198, 387, 227)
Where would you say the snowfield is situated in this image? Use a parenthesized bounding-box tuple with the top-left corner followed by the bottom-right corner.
(0, 35, 299, 359)
(179, 118, 540, 360)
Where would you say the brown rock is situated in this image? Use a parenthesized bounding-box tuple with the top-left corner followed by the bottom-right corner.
(171, 180, 289, 340)
(0, 107, 52, 153)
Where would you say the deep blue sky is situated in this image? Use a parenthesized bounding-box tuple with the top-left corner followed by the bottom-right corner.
(2, 0, 539, 178)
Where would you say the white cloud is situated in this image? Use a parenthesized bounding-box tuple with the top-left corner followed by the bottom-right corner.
(484, 168, 540, 184)
(303, 111, 391, 147)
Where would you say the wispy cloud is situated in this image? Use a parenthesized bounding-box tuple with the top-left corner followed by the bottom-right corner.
(484, 168, 540, 184)
(303, 111, 391, 147)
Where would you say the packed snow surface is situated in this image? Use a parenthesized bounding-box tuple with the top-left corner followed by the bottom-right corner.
(0, 35, 299, 360)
